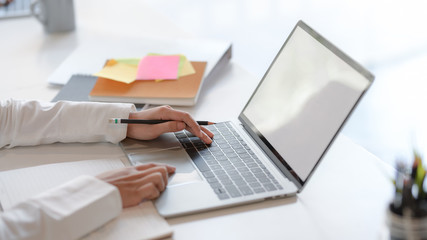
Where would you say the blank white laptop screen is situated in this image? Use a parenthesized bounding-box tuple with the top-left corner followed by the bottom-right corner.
(242, 25, 371, 182)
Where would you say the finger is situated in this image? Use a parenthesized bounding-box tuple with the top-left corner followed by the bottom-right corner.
(201, 126, 214, 139)
(145, 121, 186, 137)
(135, 163, 161, 171)
(137, 172, 166, 191)
(135, 163, 176, 175)
(138, 182, 161, 200)
(186, 126, 213, 144)
(165, 165, 176, 174)
(120, 171, 166, 194)
(126, 166, 169, 184)
(135, 163, 176, 174)
(156, 106, 213, 144)
(158, 106, 204, 136)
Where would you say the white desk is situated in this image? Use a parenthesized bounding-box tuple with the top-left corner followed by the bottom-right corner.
(0, 61, 396, 239)
(0, 0, 396, 239)
(0, 131, 395, 240)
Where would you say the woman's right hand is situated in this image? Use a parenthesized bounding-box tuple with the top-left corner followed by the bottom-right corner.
(96, 163, 176, 208)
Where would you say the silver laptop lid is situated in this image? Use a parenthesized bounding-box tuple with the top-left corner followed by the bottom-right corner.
(238, 20, 374, 191)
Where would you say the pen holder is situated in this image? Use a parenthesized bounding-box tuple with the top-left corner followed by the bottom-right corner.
(387, 151, 427, 239)
(386, 203, 427, 239)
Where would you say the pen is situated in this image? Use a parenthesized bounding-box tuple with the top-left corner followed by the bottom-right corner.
(109, 118, 215, 125)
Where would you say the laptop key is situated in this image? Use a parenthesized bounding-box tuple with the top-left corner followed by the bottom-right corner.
(233, 162, 246, 168)
(239, 186, 254, 195)
(215, 156, 229, 161)
(174, 132, 187, 139)
(221, 179, 234, 186)
(249, 182, 262, 188)
(233, 179, 247, 186)
(207, 177, 219, 183)
(254, 172, 267, 178)
(203, 171, 215, 178)
(253, 187, 266, 193)
(181, 142, 194, 149)
(230, 175, 244, 181)
(210, 165, 223, 170)
(179, 138, 191, 143)
(203, 155, 216, 161)
(209, 182, 222, 188)
(217, 193, 230, 200)
(244, 176, 258, 183)
(236, 166, 250, 172)
(214, 187, 227, 194)
(263, 183, 277, 191)
(186, 150, 210, 172)
(199, 150, 213, 156)
(225, 186, 242, 198)
(213, 169, 226, 176)
(259, 177, 272, 183)
(206, 159, 218, 165)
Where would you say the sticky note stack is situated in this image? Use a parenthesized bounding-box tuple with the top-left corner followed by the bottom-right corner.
(93, 54, 196, 84)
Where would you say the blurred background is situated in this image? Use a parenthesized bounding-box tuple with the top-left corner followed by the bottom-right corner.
(2, 0, 427, 167)
(143, 0, 427, 166)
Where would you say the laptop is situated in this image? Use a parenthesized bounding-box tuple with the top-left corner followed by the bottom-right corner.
(121, 20, 374, 217)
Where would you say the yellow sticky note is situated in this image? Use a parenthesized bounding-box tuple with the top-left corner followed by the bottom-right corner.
(116, 58, 140, 66)
(178, 55, 196, 77)
(93, 62, 138, 84)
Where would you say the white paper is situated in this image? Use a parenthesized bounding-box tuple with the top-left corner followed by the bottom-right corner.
(82, 201, 173, 240)
(0, 158, 173, 240)
(0, 159, 125, 210)
(48, 36, 231, 85)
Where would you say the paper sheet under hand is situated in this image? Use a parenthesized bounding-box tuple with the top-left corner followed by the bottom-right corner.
(82, 201, 173, 240)
(0, 159, 173, 240)
(0, 159, 125, 210)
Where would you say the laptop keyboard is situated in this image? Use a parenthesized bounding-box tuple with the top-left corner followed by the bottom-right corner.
(174, 121, 283, 200)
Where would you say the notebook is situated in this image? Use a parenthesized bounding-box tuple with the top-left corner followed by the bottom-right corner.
(51, 74, 147, 110)
(120, 20, 375, 217)
(89, 61, 207, 106)
(47, 36, 232, 106)
(51, 74, 98, 102)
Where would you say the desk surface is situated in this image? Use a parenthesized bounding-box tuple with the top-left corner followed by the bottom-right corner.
(0, 0, 397, 239)
(0, 120, 395, 240)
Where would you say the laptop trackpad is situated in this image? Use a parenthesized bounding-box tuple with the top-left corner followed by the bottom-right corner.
(123, 134, 202, 186)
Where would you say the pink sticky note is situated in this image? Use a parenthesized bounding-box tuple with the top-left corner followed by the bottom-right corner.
(136, 55, 180, 80)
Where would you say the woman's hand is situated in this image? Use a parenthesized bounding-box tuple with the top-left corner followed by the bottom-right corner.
(126, 105, 213, 144)
(97, 163, 176, 208)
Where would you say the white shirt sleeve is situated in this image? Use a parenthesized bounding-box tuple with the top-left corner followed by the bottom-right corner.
(0, 175, 122, 240)
(0, 99, 135, 239)
(0, 99, 136, 148)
